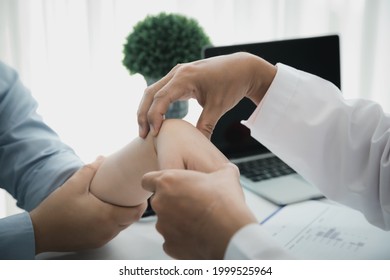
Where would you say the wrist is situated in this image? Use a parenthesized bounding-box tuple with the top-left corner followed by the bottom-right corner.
(205, 203, 257, 259)
(245, 54, 277, 105)
(29, 210, 47, 254)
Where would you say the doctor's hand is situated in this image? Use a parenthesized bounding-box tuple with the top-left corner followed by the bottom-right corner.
(141, 163, 257, 259)
(29, 158, 147, 255)
(137, 52, 276, 139)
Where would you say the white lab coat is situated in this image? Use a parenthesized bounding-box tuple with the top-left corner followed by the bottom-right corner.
(224, 63, 390, 259)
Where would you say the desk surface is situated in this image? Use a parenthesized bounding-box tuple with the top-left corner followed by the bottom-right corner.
(36, 189, 279, 260)
(37, 188, 390, 260)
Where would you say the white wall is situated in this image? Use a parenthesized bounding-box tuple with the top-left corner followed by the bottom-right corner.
(0, 189, 23, 218)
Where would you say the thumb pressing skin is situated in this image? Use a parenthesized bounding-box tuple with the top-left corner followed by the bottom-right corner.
(141, 170, 164, 193)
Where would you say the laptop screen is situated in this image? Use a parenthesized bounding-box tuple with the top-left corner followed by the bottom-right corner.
(202, 35, 341, 159)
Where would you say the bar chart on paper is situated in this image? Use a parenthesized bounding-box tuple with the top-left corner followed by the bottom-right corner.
(261, 200, 390, 259)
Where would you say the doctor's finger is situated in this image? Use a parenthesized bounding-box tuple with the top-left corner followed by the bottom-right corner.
(142, 169, 199, 193)
(137, 66, 180, 138)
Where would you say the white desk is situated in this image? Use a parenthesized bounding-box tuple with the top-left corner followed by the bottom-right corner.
(36, 189, 279, 260)
(37, 187, 390, 260)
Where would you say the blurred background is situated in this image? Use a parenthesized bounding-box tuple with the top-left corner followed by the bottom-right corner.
(1, 0, 389, 217)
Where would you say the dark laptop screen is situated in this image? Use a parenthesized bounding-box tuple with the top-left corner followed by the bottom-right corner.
(203, 35, 341, 159)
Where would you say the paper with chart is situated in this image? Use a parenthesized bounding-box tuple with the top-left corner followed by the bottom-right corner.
(261, 200, 390, 259)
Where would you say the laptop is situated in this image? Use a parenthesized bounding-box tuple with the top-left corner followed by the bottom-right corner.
(203, 35, 341, 205)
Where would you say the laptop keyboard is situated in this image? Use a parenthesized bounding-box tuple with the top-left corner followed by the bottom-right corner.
(236, 156, 296, 182)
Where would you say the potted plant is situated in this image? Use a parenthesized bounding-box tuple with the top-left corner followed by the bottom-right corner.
(122, 12, 211, 119)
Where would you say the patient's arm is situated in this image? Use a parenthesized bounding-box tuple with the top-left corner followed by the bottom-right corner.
(90, 119, 229, 206)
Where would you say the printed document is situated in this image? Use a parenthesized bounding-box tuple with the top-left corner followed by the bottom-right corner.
(261, 200, 390, 259)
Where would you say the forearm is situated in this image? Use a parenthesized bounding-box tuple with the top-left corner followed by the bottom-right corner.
(90, 135, 158, 206)
(90, 119, 229, 207)
(155, 119, 229, 172)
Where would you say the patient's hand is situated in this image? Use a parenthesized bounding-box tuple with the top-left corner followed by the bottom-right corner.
(30, 158, 147, 254)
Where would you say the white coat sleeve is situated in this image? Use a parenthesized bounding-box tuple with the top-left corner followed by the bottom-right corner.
(225, 63, 390, 259)
(224, 223, 293, 259)
(243, 63, 390, 230)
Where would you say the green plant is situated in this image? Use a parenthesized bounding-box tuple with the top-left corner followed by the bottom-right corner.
(122, 12, 211, 80)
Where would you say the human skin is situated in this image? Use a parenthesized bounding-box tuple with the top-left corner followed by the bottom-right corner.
(142, 164, 257, 259)
(137, 52, 277, 139)
(90, 118, 257, 259)
(90, 118, 231, 207)
(31, 116, 230, 256)
(29, 159, 147, 255)
(89, 137, 158, 206)
(133, 52, 277, 259)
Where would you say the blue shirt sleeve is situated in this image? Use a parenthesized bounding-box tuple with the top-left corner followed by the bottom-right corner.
(0, 213, 35, 259)
(0, 61, 84, 259)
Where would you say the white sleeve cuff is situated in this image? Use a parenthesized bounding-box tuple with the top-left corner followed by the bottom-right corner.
(242, 63, 301, 140)
(224, 223, 293, 259)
